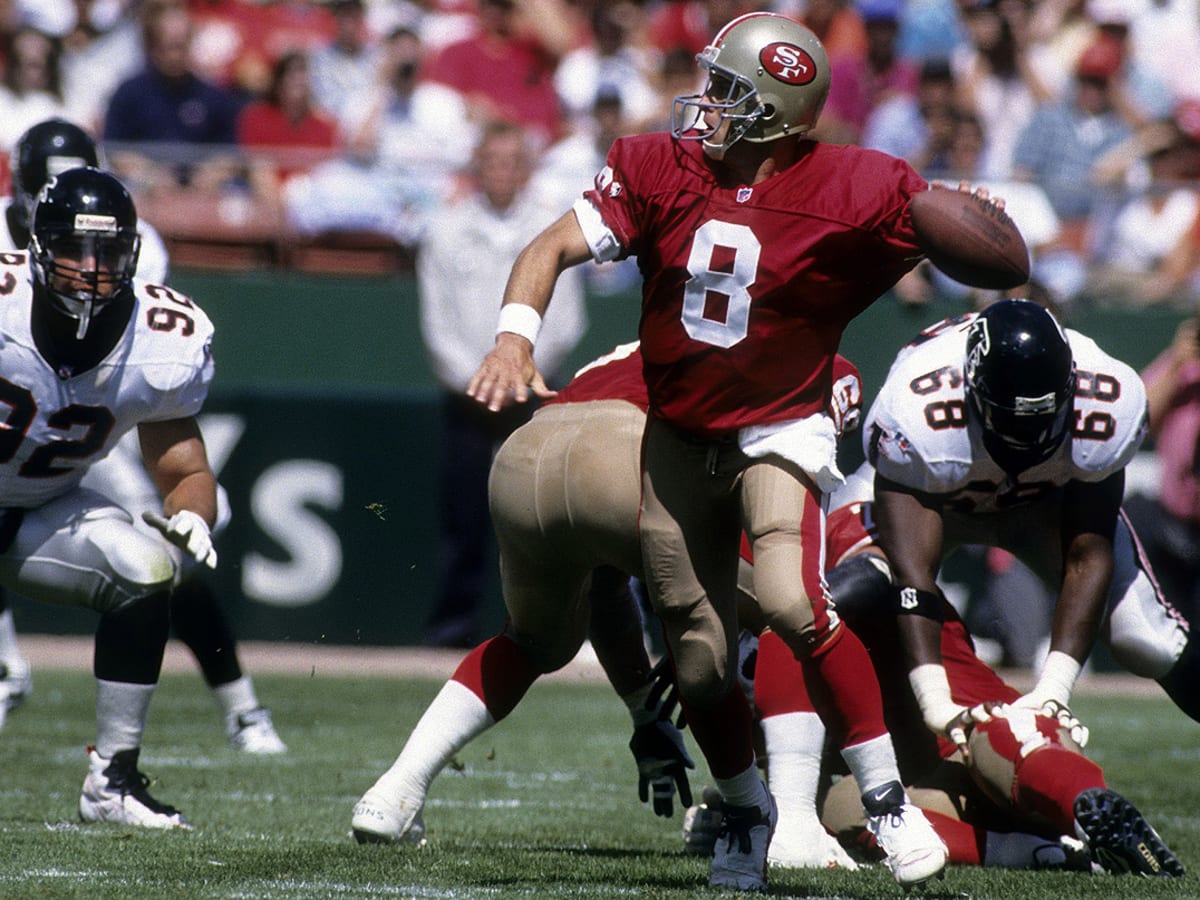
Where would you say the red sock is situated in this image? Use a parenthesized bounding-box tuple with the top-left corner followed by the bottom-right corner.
(754, 629, 814, 717)
(804, 627, 888, 747)
(451, 634, 541, 721)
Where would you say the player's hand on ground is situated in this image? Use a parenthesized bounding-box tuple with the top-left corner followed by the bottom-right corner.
(143, 510, 217, 569)
(466, 333, 555, 412)
(629, 718, 694, 817)
(681, 787, 723, 855)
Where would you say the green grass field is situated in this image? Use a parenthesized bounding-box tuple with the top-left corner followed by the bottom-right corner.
(0, 666, 1197, 899)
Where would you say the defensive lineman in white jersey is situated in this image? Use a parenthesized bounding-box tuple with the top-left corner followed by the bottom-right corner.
(865, 300, 1197, 748)
(1, 166, 220, 828)
(0, 119, 286, 755)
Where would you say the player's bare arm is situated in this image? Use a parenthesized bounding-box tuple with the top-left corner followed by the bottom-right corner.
(872, 476, 946, 670)
(467, 210, 593, 412)
(1049, 472, 1125, 665)
(138, 417, 218, 528)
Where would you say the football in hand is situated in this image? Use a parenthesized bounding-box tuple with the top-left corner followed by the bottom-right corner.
(910, 185, 1030, 290)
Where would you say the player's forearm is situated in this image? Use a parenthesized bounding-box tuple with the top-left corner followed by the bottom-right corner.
(501, 211, 593, 317)
(1048, 542, 1112, 664)
(161, 471, 218, 530)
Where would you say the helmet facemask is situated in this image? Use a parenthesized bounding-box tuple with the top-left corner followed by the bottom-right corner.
(671, 50, 765, 160)
(670, 13, 830, 161)
(32, 226, 140, 340)
(966, 376, 1075, 473)
(964, 306, 1076, 474)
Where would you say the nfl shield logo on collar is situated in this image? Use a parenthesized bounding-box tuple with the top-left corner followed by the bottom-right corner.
(736, 187, 753, 203)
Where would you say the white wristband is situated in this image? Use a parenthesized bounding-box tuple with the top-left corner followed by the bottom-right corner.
(1030, 650, 1081, 707)
(908, 663, 964, 733)
(496, 303, 542, 346)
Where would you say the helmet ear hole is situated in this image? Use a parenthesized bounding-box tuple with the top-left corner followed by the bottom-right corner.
(761, 103, 777, 121)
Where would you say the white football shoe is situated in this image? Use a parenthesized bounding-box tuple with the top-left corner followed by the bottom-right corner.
(79, 747, 191, 830)
(768, 809, 859, 870)
(863, 781, 947, 887)
(351, 788, 427, 846)
(227, 707, 288, 755)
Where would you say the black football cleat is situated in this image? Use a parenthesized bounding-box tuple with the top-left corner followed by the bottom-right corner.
(1073, 787, 1185, 878)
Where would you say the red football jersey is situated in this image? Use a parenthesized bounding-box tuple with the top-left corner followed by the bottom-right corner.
(584, 133, 926, 437)
(547, 342, 650, 411)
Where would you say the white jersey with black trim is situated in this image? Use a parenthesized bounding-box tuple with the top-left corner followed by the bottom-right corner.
(863, 312, 1147, 513)
(0, 252, 213, 508)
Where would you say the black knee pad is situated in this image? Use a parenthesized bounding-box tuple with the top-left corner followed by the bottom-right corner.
(94, 589, 171, 684)
(825, 553, 893, 627)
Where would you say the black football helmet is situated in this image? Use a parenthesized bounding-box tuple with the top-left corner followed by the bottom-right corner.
(964, 298, 1076, 473)
(10, 118, 100, 241)
(30, 167, 141, 341)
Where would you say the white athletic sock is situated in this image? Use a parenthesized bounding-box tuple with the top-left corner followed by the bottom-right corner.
(213, 675, 259, 722)
(0, 609, 23, 662)
(371, 680, 495, 800)
(715, 761, 770, 812)
(95, 679, 156, 758)
(840, 732, 903, 798)
(762, 711, 825, 822)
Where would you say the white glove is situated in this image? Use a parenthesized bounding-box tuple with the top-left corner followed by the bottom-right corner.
(143, 510, 218, 569)
(1036, 699, 1090, 749)
(908, 664, 969, 747)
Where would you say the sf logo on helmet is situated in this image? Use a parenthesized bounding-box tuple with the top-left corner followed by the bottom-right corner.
(759, 42, 817, 85)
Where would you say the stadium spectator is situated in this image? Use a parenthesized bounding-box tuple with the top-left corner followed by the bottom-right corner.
(861, 56, 958, 173)
(237, 50, 340, 212)
(1083, 102, 1200, 307)
(59, 0, 145, 135)
(186, 0, 336, 101)
(463, 12, 1032, 892)
(1123, 316, 1200, 628)
(0, 27, 73, 152)
(419, 0, 580, 151)
(646, 0, 754, 58)
(1076, 1, 1173, 130)
(420, 121, 586, 648)
(103, 1, 243, 193)
(893, 0, 965, 62)
(307, 0, 376, 134)
(282, 25, 470, 246)
(0, 166, 217, 827)
(821, 0, 918, 145)
(951, 0, 1055, 180)
(1010, 34, 1133, 271)
(553, 2, 659, 135)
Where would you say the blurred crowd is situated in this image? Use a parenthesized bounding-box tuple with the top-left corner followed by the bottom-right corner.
(2, 0, 1198, 307)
